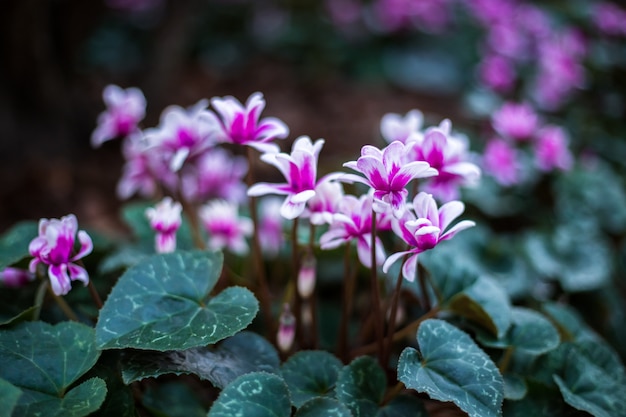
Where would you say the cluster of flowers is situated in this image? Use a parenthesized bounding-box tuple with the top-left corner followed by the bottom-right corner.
(482, 101, 573, 186)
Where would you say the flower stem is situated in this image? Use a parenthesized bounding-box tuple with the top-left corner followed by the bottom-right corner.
(291, 217, 303, 346)
(88, 281, 104, 310)
(33, 280, 49, 321)
(370, 210, 384, 366)
(382, 254, 407, 366)
(178, 194, 206, 250)
(337, 242, 355, 362)
(417, 262, 431, 311)
(308, 223, 319, 349)
(498, 347, 514, 374)
(48, 286, 79, 321)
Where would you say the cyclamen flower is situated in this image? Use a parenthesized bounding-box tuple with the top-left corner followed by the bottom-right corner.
(383, 192, 475, 281)
(343, 141, 438, 216)
(534, 125, 573, 172)
(248, 136, 341, 219)
(211, 92, 289, 153)
(1, 267, 35, 288)
(305, 179, 344, 225)
(319, 193, 391, 268)
(145, 197, 182, 253)
(482, 138, 520, 186)
(28, 214, 93, 296)
(145, 100, 218, 172)
(380, 109, 424, 144)
(92, 84, 146, 148)
(199, 200, 253, 255)
(478, 54, 516, 93)
(491, 102, 539, 141)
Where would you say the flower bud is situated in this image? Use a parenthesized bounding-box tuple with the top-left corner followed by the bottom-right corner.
(297, 253, 317, 299)
(1, 267, 34, 288)
(277, 303, 296, 353)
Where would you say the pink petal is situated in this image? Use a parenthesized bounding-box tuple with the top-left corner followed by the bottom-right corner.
(48, 264, 72, 296)
(73, 230, 94, 261)
(355, 156, 387, 189)
(438, 201, 465, 231)
(402, 253, 419, 282)
(248, 182, 291, 197)
(412, 192, 439, 226)
(292, 189, 316, 203)
(440, 220, 476, 241)
(319, 228, 349, 250)
(382, 250, 411, 274)
(68, 263, 90, 285)
(280, 197, 307, 219)
(356, 236, 373, 268)
(257, 117, 289, 141)
(390, 162, 437, 190)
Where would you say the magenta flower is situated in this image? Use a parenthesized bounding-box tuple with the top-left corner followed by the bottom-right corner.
(211, 92, 289, 153)
(380, 109, 424, 144)
(319, 193, 391, 268)
(305, 179, 344, 225)
(534, 125, 574, 172)
(0, 267, 35, 288)
(92, 84, 146, 148)
(482, 138, 520, 186)
(181, 147, 248, 204)
(593, 2, 626, 36)
(145, 100, 218, 172)
(145, 197, 183, 253)
(343, 141, 438, 216)
(199, 200, 253, 255)
(248, 136, 341, 219)
(28, 214, 93, 296)
(492, 102, 539, 141)
(478, 54, 516, 93)
(383, 192, 475, 281)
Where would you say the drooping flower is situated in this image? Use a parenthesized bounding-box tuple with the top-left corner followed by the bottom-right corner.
(248, 136, 341, 219)
(380, 109, 424, 144)
(277, 303, 295, 353)
(145, 100, 218, 172)
(342, 141, 438, 216)
(28, 214, 93, 296)
(258, 197, 286, 257)
(199, 200, 253, 255)
(534, 125, 574, 172)
(0, 267, 35, 288)
(92, 84, 146, 148)
(491, 102, 539, 141)
(319, 193, 391, 268)
(383, 192, 475, 281)
(482, 138, 520, 186)
(145, 197, 183, 253)
(211, 92, 289, 153)
(305, 179, 344, 225)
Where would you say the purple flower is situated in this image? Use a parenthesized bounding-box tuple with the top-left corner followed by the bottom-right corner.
(482, 138, 520, 186)
(492, 102, 539, 141)
(181, 147, 248, 204)
(319, 193, 391, 268)
(145, 100, 218, 172)
(343, 141, 438, 216)
(117, 133, 170, 200)
(199, 200, 253, 255)
(145, 197, 183, 253)
(383, 192, 475, 281)
(305, 179, 344, 225)
(28, 214, 93, 296)
(380, 109, 424, 144)
(478, 54, 516, 93)
(1, 267, 35, 288)
(211, 92, 289, 153)
(534, 125, 574, 172)
(92, 84, 146, 148)
(593, 2, 626, 36)
(248, 136, 341, 219)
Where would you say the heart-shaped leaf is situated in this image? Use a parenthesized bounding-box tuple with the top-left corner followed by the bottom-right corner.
(0, 321, 105, 417)
(96, 251, 258, 351)
(281, 350, 343, 407)
(121, 331, 280, 388)
(0, 221, 37, 270)
(295, 398, 353, 417)
(335, 356, 386, 417)
(207, 372, 291, 417)
(398, 319, 503, 417)
(143, 381, 207, 417)
(0, 378, 21, 417)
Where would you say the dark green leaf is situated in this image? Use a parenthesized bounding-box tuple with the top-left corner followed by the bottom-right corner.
(542, 302, 598, 342)
(295, 398, 353, 417)
(121, 331, 280, 388)
(89, 351, 136, 417)
(398, 319, 503, 417)
(0, 305, 37, 328)
(281, 350, 343, 407)
(0, 221, 37, 270)
(143, 381, 207, 417)
(96, 251, 258, 351)
(207, 372, 291, 417)
(335, 356, 386, 417)
(503, 374, 527, 401)
(0, 377, 21, 417)
(503, 381, 576, 417)
(376, 395, 428, 417)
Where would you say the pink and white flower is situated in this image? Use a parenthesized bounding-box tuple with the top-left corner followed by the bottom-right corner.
(305, 179, 344, 225)
(145, 197, 183, 253)
(248, 136, 341, 219)
(211, 92, 289, 153)
(380, 109, 424, 144)
(28, 214, 93, 296)
(342, 141, 438, 216)
(482, 138, 520, 186)
(383, 192, 475, 281)
(199, 200, 253, 255)
(491, 102, 539, 141)
(534, 125, 574, 172)
(92, 84, 146, 148)
(0, 267, 35, 288)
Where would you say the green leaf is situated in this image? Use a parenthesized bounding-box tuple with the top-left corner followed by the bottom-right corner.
(96, 251, 258, 351)
(398, 319, 503, 417)
(503, 381, 575, 417)
(207, 372, 291, 417)
(335, 356, 386, 417)
(448, 275, 512, 338)
(295, 398, 353, 417)
(0, 305, 37, 328)
(477, 307, 560, 355)
(0, 221, 37, 270)
(503, 374, 527, 401)
(281, 350, 343, 407)
(14, 377, 107, 417)
(542, 302, 598, 342)
(143, 381, 207, 417)
(121, 331, 280, 388)
(0, 377, 21, 417)
(553, 345, 626, 417)
(88, 352, 136, 417)
(376, 395, 428, 417)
